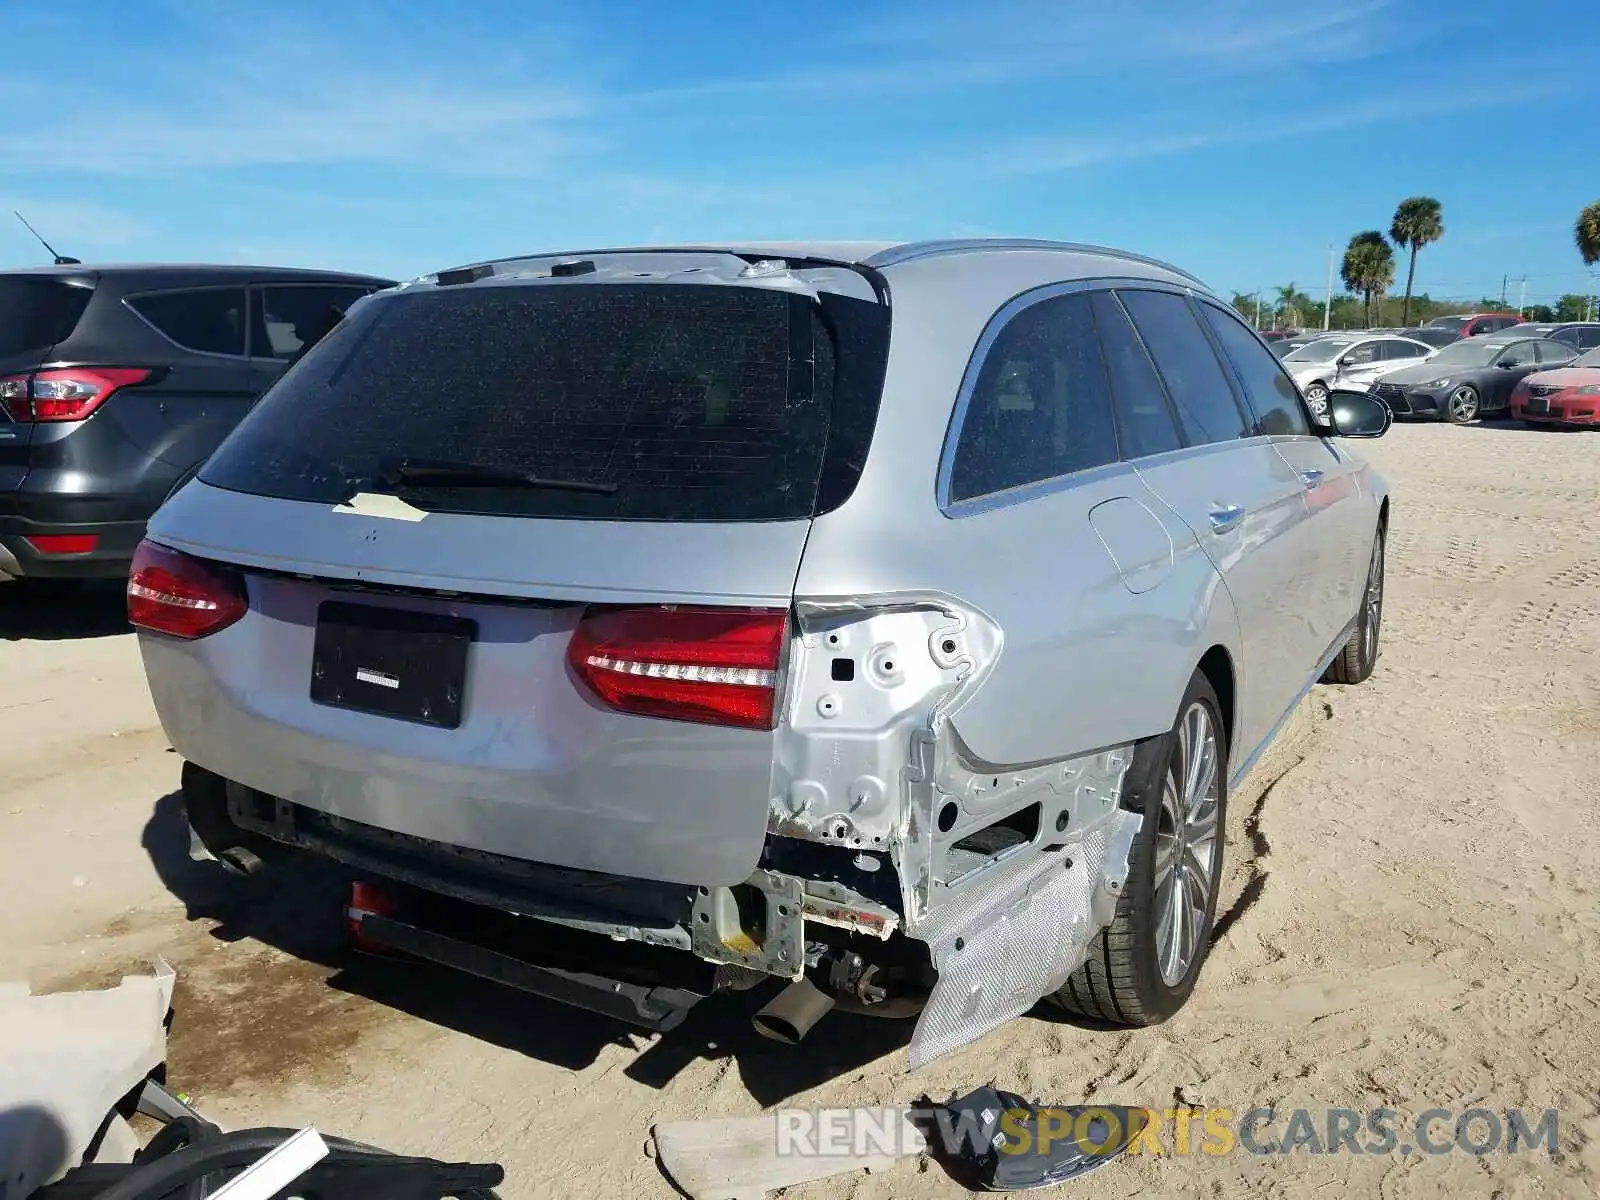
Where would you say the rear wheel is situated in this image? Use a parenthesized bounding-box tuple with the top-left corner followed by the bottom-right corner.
(1323, 526, 1384, 685)
(1052, 670, 1226, 1026)
(1444, 384, 1480, 423)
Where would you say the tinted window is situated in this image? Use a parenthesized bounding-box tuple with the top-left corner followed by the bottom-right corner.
(1580, 329, 1600, 350)
(200, 284, 862, 522)
(1384, 340, 1429, 359)
(128, 287, 247, 356)
(1494, 341, 1537, 365)
(948, 292, 1120, 502)
(253, 285, 376, 359)
(1090, 292, 1183, 458)
(0, 277, 94, 358)
(1199, 304, 1310, 436)
(1118, 290, 1251, 445)
(1535, 339, 1575, 363)
(1342, 341, 1380, 365)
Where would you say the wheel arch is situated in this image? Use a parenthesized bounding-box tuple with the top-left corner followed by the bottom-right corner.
(1195, 644, 1236, 767)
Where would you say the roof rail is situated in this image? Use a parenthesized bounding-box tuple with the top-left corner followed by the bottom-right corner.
(862, 239, 1209, 288)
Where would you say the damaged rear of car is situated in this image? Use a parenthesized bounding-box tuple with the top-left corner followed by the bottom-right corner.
(135, 242, 1306, 1067)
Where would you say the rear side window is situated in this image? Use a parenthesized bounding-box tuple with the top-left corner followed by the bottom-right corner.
(0, 277, 94, 358)
(128, 287, 248, 356)
(1535, 339, 1574, 363)
(1384, 340, 1429, 360)
(1119, 290, 1252, 446)
(1091, 291, 1183, 458)
(252, 284, 376, 359)
(1198, 304, 1310, 436)
(200, 284, 851, 522)
(947, 292, 1120, 502)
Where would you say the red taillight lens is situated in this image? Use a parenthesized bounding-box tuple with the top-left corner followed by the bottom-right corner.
(127, 539, 248, 639)
(567, 605, 788, 730)
(0, 367, 152, 422)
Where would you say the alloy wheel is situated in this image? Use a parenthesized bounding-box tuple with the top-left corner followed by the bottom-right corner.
(1362, 535, 1384, 665)
(1152, 701, 1221, 987)
(1448, 386, 1479, 422)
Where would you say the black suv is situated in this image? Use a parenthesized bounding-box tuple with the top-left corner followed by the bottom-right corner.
(0, 264, 394, 584)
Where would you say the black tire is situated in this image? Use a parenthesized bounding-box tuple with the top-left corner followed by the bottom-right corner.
(1051, 670, 1227, 1027)
(1443, 384, 1480, 423)
(1322, 525, 1385, 685)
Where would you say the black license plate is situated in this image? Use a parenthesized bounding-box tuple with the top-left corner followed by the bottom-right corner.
(1526, 399, 1548, 414)
(310, 601, 476, 728)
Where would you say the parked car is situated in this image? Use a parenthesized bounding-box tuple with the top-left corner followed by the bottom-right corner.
(1280, 334, 1435, 411)
(1395, 326, 1461, 349)
(131, 239, 1392, 1068)
(1508, 345, 1600, 426)
(1424, 312, 1523, 339)
(0, 264, 395, 586)
(1271, 330, 1339, 358)
(1368, 333, 1577, 422)
(1502, 321, 1600, 352)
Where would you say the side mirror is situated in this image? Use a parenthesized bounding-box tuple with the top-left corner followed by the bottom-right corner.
(1315, 388, 1391, 438)
(1498, 358, 1520, 369)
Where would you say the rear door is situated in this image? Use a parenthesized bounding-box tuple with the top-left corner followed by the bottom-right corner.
(1107, 288, 1321, 759)
(1198, 300, 1368, 642)
(119, 285, 261, 474)
(0, 274, 96, 490)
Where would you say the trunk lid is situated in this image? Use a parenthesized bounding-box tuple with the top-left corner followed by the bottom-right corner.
(142, 266, 890, 887)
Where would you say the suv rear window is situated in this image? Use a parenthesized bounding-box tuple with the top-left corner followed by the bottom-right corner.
(0, 276, 94, 358)
(200, 283, 856, 522)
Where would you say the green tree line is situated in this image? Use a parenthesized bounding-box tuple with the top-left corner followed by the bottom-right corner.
(1236, 197, 1600, 331)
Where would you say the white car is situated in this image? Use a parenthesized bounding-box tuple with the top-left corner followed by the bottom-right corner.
(1281, 335, 1436, 412)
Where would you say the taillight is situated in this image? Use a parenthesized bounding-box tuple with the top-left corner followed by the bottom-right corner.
(567, 605, 788, 730)
(127, 539, 248, 639)
(0, 367, 153, 422)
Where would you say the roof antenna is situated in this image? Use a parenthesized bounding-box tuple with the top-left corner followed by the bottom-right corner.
(13, 211, 81, 265)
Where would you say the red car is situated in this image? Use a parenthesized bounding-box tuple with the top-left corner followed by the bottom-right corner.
(1509, 346, 1600, 426)
(1425, 312, 1524, 340)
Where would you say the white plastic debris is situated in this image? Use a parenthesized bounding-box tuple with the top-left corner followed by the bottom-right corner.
(0, 959, 176, 1200)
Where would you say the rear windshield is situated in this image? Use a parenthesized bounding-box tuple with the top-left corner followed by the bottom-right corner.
(199, 283, 865, 522)
(0, 276, 94, 358)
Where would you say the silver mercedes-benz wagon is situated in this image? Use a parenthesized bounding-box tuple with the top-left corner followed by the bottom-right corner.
(131, 240, 1392, 1067)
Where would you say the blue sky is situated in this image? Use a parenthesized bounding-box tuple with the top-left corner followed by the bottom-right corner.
(2, 0, 1596, 307)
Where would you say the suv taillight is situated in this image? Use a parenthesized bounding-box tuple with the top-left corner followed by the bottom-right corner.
(567, 605, 788, 730)
(127, 539, 248, 640)
(0, 367, 153, 422)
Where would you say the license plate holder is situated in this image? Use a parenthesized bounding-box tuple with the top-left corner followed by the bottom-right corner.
(310, 601, 475, 729)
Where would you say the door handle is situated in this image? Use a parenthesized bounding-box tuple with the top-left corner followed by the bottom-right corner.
(1208, 503, 1246, 532)
(1300, 469, 1324, 489)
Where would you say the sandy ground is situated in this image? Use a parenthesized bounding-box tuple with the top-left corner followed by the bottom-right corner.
(4, 421, 1599, 1198)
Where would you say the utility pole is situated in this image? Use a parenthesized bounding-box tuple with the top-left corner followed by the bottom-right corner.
(1323, 244, 1334, 331)
(1254, 292, 1262, 328)
(1500, 274, 1508, 308)
(1517, 275, 1527, 318)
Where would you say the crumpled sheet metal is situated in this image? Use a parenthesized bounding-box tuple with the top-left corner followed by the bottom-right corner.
(906, 742, 1141, 1069)
(0, 960, 176, 1200)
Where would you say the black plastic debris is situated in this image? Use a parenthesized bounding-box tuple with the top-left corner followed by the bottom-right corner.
(913, 1087, 1146, 1192)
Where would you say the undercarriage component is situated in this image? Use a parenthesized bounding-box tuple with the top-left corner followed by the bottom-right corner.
(751, 977, 837, 1044)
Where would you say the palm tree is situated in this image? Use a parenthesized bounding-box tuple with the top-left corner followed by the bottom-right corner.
(1577, 202, 1600, 266)
(1341, 231, 1396, 326)
(1390, 196, 1443, 326)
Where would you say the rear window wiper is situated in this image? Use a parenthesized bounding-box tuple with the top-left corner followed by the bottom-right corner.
(377, 460, 619, 496)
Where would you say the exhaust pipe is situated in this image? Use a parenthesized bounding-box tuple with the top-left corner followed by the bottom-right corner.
(752, 977, 836, 1044)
